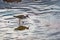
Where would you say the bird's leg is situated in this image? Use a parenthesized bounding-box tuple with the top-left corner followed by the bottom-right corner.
(19, 19, 22, 26)
(19, 19, 21, 26)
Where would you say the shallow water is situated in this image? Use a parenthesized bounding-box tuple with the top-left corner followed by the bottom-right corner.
(0, 0, 60, 40)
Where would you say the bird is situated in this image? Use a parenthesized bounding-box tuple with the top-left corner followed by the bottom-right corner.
(14, 15, 29, 19)
(13, 15, 29, 31)
(3, 0, 21, 3)
(13, 15, 29, 26)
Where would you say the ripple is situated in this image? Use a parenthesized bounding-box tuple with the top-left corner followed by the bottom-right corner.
(0, 0, 60, 40)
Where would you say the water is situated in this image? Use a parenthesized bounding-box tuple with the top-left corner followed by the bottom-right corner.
(0, 0, 60, 40)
